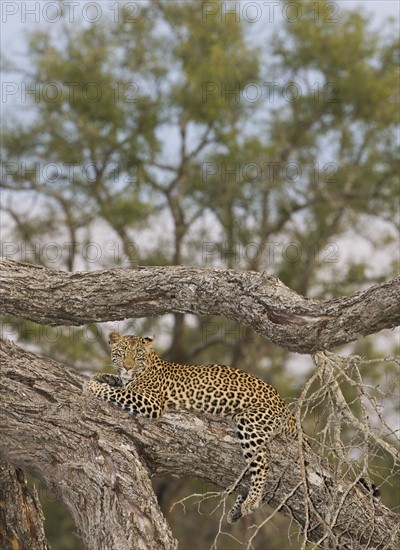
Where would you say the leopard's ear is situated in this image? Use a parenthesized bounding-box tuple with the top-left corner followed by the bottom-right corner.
(108, 331, 122, 345)
(143, 335, 156, 347)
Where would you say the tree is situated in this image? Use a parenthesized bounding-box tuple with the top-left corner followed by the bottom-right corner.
(1, 0, 399, 547)
(2, 0, 398, 284)
(1, 258, 399, 549)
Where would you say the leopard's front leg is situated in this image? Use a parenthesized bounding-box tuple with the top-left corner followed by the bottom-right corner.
(91, 373, 122, 386)
(83, 377, 163, 418)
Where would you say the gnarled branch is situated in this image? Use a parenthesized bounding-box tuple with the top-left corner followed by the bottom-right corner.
(1, 258, 399, 353)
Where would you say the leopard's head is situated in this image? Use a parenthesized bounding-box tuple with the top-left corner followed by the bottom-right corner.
(108, 331, 156, 383)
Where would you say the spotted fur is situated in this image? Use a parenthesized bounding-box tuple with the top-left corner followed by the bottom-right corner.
(84, 331, 297, 522)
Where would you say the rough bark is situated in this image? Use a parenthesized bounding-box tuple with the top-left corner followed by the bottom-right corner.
(0, 464, 49, 550)
(1, 339, 399, 550)
(1, 258, 399, 353)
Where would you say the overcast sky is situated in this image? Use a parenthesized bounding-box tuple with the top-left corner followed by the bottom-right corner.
(1, 1, 399, 55)
(345, 0, 398, 19)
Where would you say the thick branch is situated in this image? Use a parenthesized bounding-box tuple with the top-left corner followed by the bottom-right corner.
(1, 339, 398, 549)
(1, 259, 399, 353)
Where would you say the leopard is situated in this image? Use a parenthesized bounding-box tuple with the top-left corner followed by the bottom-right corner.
(83, 331, 297, 523)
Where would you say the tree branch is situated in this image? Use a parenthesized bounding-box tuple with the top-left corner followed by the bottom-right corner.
(1, 339, 398, 549)
(1, 258, 399, 353)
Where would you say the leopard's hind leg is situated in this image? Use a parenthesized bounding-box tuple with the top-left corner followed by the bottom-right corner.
(228, 413, 270, 523)
(227, 450, 269, 523)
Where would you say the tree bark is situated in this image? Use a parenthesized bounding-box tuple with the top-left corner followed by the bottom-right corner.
(1, 338, 399, 550)
(0, 464, 49, 550)
(1, 258, 399, 353)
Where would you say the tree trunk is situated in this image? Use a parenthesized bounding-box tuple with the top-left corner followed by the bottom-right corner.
(0, 339, 177, 550)
(1, 339, 398, 550)
(0, 464, 49, 550)
(0, 259, 398, 353)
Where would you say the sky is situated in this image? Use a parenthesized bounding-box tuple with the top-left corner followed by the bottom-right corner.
(1, 1, 399, 53)
(345, 0, 398, 20)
